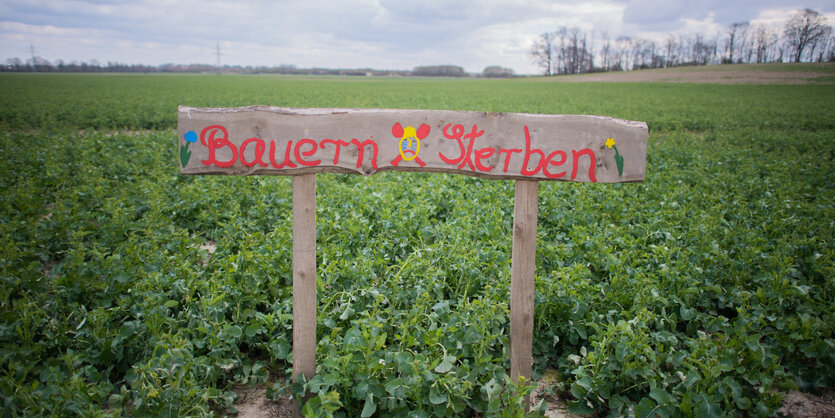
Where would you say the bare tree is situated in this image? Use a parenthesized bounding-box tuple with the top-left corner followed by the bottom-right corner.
(693, 34, 712, 65)
(565, 27, 592, 74)
(736, 23, 752, 63)
(566, 27, 579, 74)
(600, 32, 612, 71)
(555, 27, 567, 74)
(530, 32, 555, 75)
(808, 25, 833, 62)
(664, 34, 678, 67)
(584, 30, 595, 72)
(5, 57, 24, 71)
(823, 35, 835, 62)
(726, 22, 748, 63)
(752, 24, 777, 63)
(784, 9, 831, 62)
(543, 26, 588, 74)
(28, 56, 52, 72)
(614, 36, 632, 71)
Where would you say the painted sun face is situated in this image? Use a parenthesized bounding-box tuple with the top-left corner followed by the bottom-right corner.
(392, 122, 430, 162)
(399, 126, 420, 161)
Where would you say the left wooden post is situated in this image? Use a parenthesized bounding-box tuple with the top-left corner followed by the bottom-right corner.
(292, 173, 317, 386)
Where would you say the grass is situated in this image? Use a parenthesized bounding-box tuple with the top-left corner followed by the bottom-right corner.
(0, 70, 833, 416)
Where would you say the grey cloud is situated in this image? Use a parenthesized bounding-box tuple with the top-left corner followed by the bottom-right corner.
(623, 0, 835, 28)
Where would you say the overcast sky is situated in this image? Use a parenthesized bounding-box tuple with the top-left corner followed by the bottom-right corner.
(1, 0, 833, 74)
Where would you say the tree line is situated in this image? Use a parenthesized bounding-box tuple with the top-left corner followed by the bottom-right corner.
(1, 58, 515, 78)
(530, 8, 833, 75)
(0, 59, 411, 75)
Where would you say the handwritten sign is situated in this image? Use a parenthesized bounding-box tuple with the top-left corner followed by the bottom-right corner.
(177, 105, 648, 412)
(178, 106, 647, 182)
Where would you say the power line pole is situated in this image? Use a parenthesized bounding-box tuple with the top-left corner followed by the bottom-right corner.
(29, 43, 37, 71)
(215, 41, 222, 74)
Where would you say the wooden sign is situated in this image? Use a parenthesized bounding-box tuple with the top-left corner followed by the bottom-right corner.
(178, 106, 647, 182)
(177, 105, 647, 413)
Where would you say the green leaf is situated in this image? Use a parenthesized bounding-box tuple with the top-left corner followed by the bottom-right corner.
(434, 355, 456, 373)
(482, 377, 501, 400)
(695, 399, 722, 418)
(301, 396, 322, 417)
(570, 376, 592, 400)
(217, 358, 236, 371)
(735, 396, 752, 410)
(360, 394, 376, 418)
(570, 381, 588, 399)
(679, 305, 695, 320)
(339, 304, 355, 320)
(245, 324, 263, 337)
(635, 398, 657, 418)
(650, 387, 673, 405)
(429, 385, 447, 405)
(117, 323, 136, 339)
(722, 376, 742, 398)
(608, 394, 628, 412)
(227, 325, 242, 339)
(384, 378, 405, 395)
(684, 371, 701, 389)
(567, 400, 595, 415)
(576, 376, 592, 390)
(355, 381, 370, 399)
(271, 340, 290, 360)
(615, 342, 630, 362)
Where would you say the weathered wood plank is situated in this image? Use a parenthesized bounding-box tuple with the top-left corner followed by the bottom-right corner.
(178, 106, 647, 182)
(510, 179, 538, 411)
(292, 174, 317, 383)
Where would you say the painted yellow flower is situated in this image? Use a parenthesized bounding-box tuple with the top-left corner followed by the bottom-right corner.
(606, 137, 624, 177)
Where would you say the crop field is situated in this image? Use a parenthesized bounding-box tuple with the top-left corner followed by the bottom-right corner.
(0, 70, 833, 416)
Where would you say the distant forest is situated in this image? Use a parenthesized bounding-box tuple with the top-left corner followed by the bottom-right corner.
(0, 57, 517, 78)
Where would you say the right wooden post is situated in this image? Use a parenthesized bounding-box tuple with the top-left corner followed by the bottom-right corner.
(510, 179, 539, 411)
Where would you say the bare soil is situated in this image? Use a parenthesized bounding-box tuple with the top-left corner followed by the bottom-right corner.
(231, 382, 835, 417)
(547, 64, 835, 84)
(779, 389, 835, 418)
(199, 240, 217, 265)
(532, 368, 577, 418)
(229, 384, 293, 418)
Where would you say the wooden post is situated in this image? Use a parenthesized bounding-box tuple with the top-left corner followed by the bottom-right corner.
(292, 173, 317, 384)
(510, 179, 538, 410)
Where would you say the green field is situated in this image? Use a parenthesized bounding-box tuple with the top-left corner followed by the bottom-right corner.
(1, 72, 833, 416)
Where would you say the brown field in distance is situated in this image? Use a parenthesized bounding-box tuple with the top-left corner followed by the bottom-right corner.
(544, 63, 835, 84)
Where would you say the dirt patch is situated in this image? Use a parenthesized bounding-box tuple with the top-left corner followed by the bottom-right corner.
(42, 258, 60, 278)
(226, 368, 834, 417)
(532, 369, 581, 418)
(199, 241, 217, 266)
(548, 65, 834, 84)
(533, 369, 835, 417)
(230, 384, 294, 418)
(779, 389, 835, 418)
